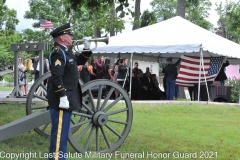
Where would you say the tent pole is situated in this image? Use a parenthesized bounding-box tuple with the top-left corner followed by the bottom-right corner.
(198, 51, 202, 101)
(129, 53, 133, 99)
(199, 48, 211, 101)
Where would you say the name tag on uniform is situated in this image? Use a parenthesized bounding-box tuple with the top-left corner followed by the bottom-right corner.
(69, 59, 73, 62)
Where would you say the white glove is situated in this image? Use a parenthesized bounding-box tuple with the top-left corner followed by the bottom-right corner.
(59, 96, 69, 109)
(83, 37, 92, 49)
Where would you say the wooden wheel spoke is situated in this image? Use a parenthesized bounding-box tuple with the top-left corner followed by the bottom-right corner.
(87, 88, 96, 112)
(84, 126, 95, 150)
(100, 87, 115, 111)
(40, 123, 50, 132)
(107, 108, 128, 116)
(96, 127, 99, 152)
(97, 85, 103, 110)
(103, 95, 123, 112)
(105, 124, 122, 138)
(71, 119, 92, 132)
(75, 123, 92, 142)
(39, 83, 47, 91)
(33, 94, 48, 101)
(72, 112, 92, 118)
(82, 102, 94, 114)
(107, 118, 128, 125)
(100, 126, 111, 148)
(68, 80, 133, 153)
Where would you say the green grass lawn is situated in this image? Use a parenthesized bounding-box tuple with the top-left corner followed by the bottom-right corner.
(0, 103, 240, 160)
(0, 86, 13, 91)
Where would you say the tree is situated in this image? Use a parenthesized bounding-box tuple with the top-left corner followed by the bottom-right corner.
(150, 0, 177, 22)
(0, 1, 21, 71)
(185, 0, 213, 30)
(177, 0, 186, 18)
(68, 0, 129, 15)
(140, 10, 157, 28)
(0, 1, 19, 34)
(24, 0, 94, 39)
(0, 31, 23, 71)
(132, 0, 141, 30)
(151, 0, 213, 30)
(216, 1, 240, 43)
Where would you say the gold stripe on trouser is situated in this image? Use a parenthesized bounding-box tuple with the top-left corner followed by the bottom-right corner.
(55, 110, 63, 160)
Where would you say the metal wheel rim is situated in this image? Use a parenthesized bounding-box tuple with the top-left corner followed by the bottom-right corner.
(68, 79, 133, 153)
(26, 72, 51, 137)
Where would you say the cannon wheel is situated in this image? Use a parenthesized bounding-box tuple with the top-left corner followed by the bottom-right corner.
(68, 79, 133, 153)
(26, 72, 84, 137)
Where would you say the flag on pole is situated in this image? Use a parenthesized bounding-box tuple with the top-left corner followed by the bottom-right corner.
(40, 19, 54, 29)
(176, 55, 225, 87)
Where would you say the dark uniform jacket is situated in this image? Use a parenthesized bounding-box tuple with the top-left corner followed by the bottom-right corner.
(117, 64, 128, 79)
(215, 60, 230, 81)
(163, 59, 181, 80)
(47, 42, 92, 111)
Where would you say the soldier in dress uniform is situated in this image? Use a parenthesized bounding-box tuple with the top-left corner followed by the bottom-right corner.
(163, 57, 181, 100)
(47, 23, 92, 160)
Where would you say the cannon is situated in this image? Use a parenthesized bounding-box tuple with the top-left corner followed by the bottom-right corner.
(0, 72, 133, 153)
(0, 42, 133, 153)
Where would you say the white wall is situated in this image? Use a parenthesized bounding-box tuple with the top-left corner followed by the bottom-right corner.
(132, 60, 159, 76)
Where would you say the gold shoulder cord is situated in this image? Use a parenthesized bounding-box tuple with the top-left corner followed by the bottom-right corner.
(54, 46, 60, 52)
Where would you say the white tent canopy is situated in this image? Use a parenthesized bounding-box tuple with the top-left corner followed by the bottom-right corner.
(93, 16, 240, 64)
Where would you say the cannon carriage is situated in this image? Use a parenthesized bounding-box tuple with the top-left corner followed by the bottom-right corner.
(0, 41, 133, 154)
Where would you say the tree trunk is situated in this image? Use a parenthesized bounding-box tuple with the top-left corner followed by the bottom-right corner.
(177, 0, 186, 18)
(93, 13, 101, 37)
(110, 1, 116, 37)
(132, 0, 141, 30)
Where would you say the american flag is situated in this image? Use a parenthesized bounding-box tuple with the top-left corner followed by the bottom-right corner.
(176, 55, 225, 87)
(40, 19, 54, 29)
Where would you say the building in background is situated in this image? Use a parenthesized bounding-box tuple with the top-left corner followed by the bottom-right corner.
(226, 65, 240, 79)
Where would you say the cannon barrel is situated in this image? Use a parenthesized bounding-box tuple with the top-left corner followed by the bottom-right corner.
(0, 110, 51, 142)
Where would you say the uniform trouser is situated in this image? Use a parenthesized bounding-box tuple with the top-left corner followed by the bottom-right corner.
(166, 78, 176, 100)
(49, 108, 72, 160)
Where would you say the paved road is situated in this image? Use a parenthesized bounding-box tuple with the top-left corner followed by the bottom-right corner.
(0, 91, 11, 98)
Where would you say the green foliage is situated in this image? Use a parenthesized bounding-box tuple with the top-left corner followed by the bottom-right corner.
(24, 0, 94, 39)
(150, 0, 177, 21)
(140, 10, 157, 28)
(150, 0, 213, 30)
(0, 31, 23, 71)
(216, 1, 240, 43)
(3, 73, 14, 86)
(24, 0, 130, 38)
(186, 0, 213, 30)
(0, 1, 19, 32)
(68, 0, 129, 18)
(226, 77, 240, 103)
(0, 2, 22, 71)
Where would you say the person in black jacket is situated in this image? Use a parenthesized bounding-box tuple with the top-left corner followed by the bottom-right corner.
(215, 59, 230, 85)
(47, 23, 92, 160)
(103, 58, 112, 80)
(117, 58, 129, 91)
(31, 55, 48, 81)
(163, 58, 181, 100)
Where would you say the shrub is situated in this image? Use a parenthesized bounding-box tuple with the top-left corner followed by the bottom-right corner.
(226, 77, 240, 103)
